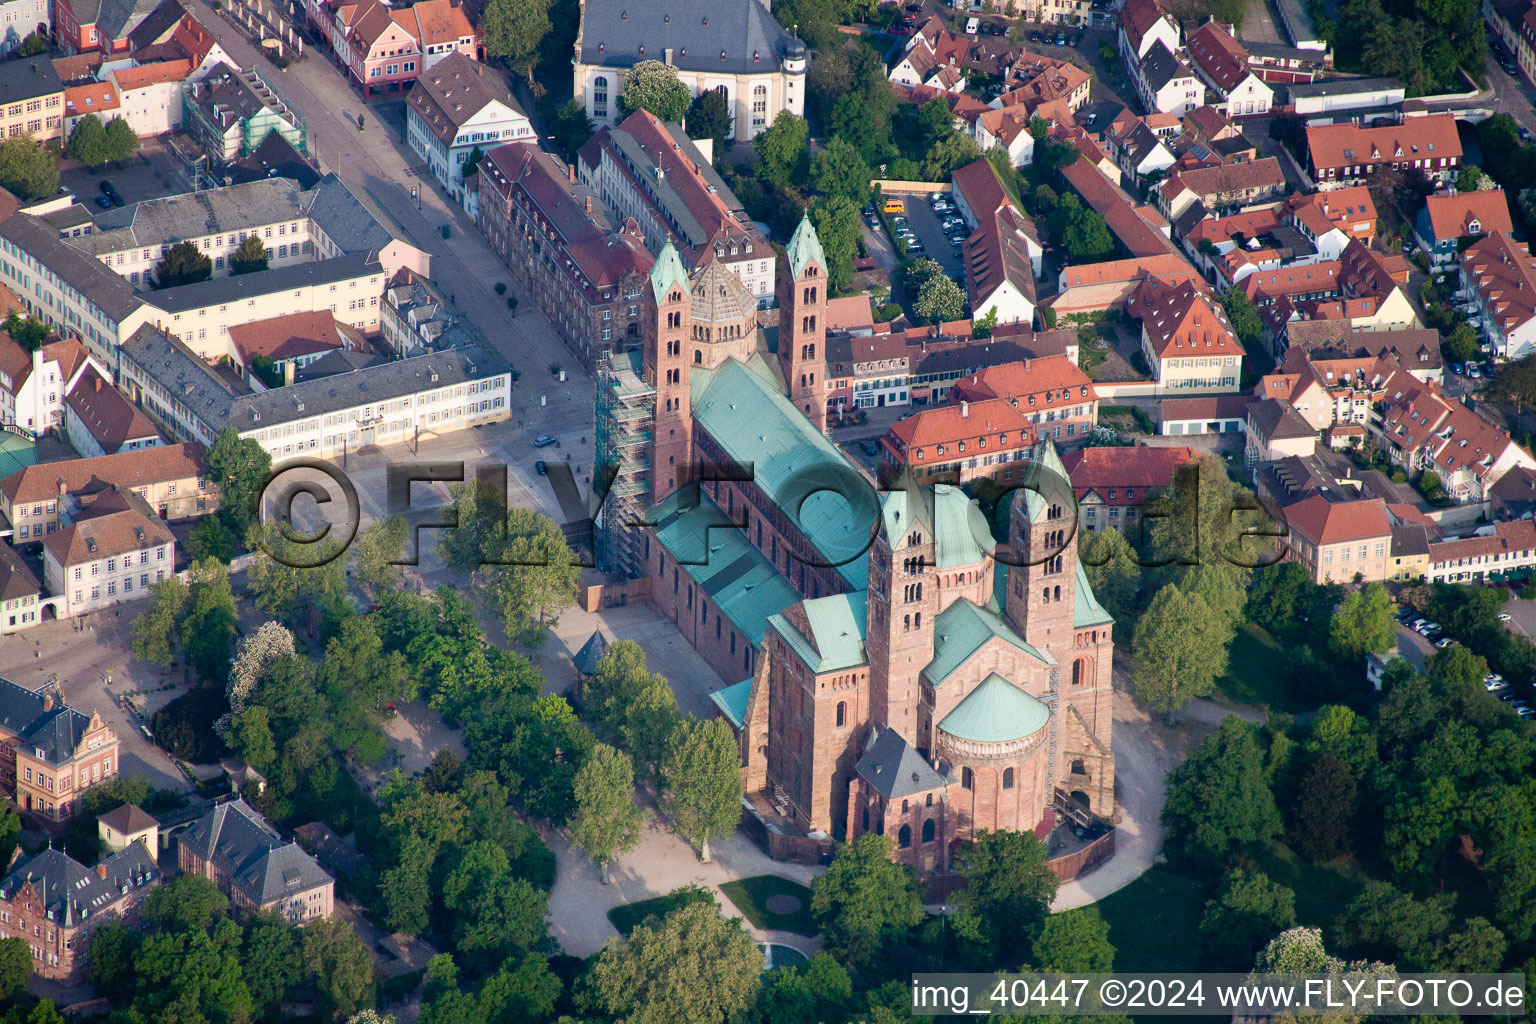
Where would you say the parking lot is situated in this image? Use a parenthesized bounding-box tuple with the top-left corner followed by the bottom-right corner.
(880, 192, 967, 277)
(58, 135, 197, 216)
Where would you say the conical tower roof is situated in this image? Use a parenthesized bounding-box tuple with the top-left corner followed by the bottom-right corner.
(1018, 438, 1072, 523)
(786, 215, 826, 280)
(650, 240, 690, 303)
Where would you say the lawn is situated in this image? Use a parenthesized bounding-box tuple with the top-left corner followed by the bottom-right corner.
(1095, 865, 1206, 972)
(719, 875, 819, 936)
(606, 885, 717, 936)
(1215, 624, 1315, 715)
(1252, 842, 1370, 934)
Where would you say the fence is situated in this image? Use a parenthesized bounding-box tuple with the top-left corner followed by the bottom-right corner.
(870, 179, 953, 195)
(920, 828, 1117, 902)
(738, 801, 836, 865)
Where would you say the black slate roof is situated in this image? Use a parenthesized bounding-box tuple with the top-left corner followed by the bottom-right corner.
(577, 0, 804, 75)
(0, 842, 158, 924)
(178, 798, 332, 907)
(854, 725, 949, 800)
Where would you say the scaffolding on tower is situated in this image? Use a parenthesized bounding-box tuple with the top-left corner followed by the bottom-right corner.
(594, 349, 656, 580)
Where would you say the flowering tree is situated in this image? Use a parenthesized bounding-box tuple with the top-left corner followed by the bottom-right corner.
(216, 621, 296, 738)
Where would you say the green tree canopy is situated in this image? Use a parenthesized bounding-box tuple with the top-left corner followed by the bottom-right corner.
(230, 234, 269, 275)
(104, 117, 139, 162)
(1330, 582, 1397, 660)
(1199, 868, 1297, 969)
(482, 0, 552, 81)
(1161, 716, 1283, 861)
(1220, 287, 1264, 349)
(206, 425, 273, 530)
(66, 114, 110, 166)
(955, 829, 1059, 964)
(156, 240, 213, 289)
(0, 134, 57, 200)
(754, 111, 809, 190)
(807, 193, 860, 294)
(1031, 907, 1115, 972)
(618, 60, 691, 123)
(810, 833, 925, 967)
(570, 742, 644, 872)
(915, 272, 965, 325)
(662, 718, 742, 861)
(684, 88, 732, 154)
(1132, 584, 1231, 719)
(810, 136, 873, 208)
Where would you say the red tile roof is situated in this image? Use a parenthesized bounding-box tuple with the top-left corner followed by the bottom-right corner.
(112, 59, 193, 90)
(227, 311, 355, 364)
(1424, 189, 1514, 241)
(948, 355, 1096, 405)
(1463, 231, 1536, 334)
(1127, 277, 1242, 359)
(1306, 114, 1462, 173)
(1430, 519, 1536, 563)
(1283, 494, 1392, 545)
(1061, 445, 1197, 506)
(885, 397, 1035, 456)
(44, 500, 173, 566)
(65, 367, 161, 454)
(64, 82, 118, 117)
(1186, 21, 1252, 95)
(1058, 156, 1177, 258)
(1284, 187, 1377, 240)
(1, 442, 206, 505)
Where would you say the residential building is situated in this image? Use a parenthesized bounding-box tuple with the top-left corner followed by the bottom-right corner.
(1186, 21, 1273, 116)
(1281, 493, 1392, 582)
(1415, 190, 1515, 270)
(381, 271, 473, 359)
(880, 397, 1037, 485)
(61, 79, 117, 135)
(0, 335, 97, 438)
(1246, 395, 1319, 460)
(107, 59, 190, 136)
(1159, 393, 1252, 435)
(116, 324, 513, 460)
(1491, 464, 1536, 520)
(1460, 230, 1536, 360)
(0, 442, 214, 540)
(0, 56, 63, 142)
(0, 843, 158, 980)
(0, 543, 40, 633)
(947, 356, 1098, 445)
(0, 677, 119, 822)
(1120, 0, 1180, 65)
(0, 0, 45, 56)
(97, 803, 157, 851)
(1284, 187, 1378, 260)
(316, 0, 478, 98)
(64, 365, 162, 457)
(579, 110, 774, 306)
(43, 487, 174, 616)
(1305, 113, 1461, 187)
(1157, 158, 1285, 220)
(1052, 253, 1198, 317)
(181, 63, 305, 162)
(1057, 156, 1180, 261)
(1134, 41, 1206, 116)
(1126, 277, 1244, 393)
(1062, 444, 1198, 533)
(951, 158, 1040, 327)
(1427, 519, 1536, 583)
(405, 53, 531, 213)
(177, 798, 334, 922)
(572, 0, 806, 142)
(477, 141, 655, 371)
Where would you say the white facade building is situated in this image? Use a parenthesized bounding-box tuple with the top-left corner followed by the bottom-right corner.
(405, 54, 532, 214)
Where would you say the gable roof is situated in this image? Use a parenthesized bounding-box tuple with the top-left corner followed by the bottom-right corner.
(65, 367, 162, 454)
(1061, 445, 1198, 503)
(227, 311, 356, 365)
(1186, 20, 1255, 95)
(43, 494, 173, 566)
(1306, 114, 1461, 171)
(0, 442, 205, 506)
(924, 598, 1049, 687)
(1127, 277, 1242, 359)
(0, 842, 158, 924)
(768, 592, 868, 674)
(0, 677, 99, 765)
(406, 53, 523, 147)
(1423, 189, 1514, 241)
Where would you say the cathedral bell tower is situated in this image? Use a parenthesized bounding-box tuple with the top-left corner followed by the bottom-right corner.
(865, 483, 937, 748)
(777, 216, 828, 434)
(644, 242, 693, 504)
(1004, 441, 1078, 654)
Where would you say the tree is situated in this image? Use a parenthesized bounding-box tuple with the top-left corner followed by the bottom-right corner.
(807, 193, 860, 294)
(569, 743, 644, 874)
(132, 577, 189, 668)
(1032, 907, 1115, 972)
(1161, 716, 1283, 861)
(242, 913, 301, 1015)
(1180, 561, 1246, 632)
(1458, 164, 1489, 192)
(352, 517, 408, 595)
(0, 135, 55, 200)
(181, 558, 238, 683)
(480, 507, 580, 646)
(1132, 585, 1230, 720)
(207, 426, 273, 530)
(245, 522, 350, 625)
(0, 938, 29, 1002)
(754, 111, 809, 190)
(810, 136, 872, 208)
(1491, 355, 1536, 415)
(955, 829, 1058, 961)
(1199, 868, 1297, 969)
(230, 234, 269, 276)
(225, 620, 297, 724)
(143, 874, 230, 932)
(1289, 753, 1359, 860)
(922, 133, 982, 182)
(1330, 582, 1397, 660)
(1220, 287, 1264, 349)
(662, 718, 742, 862)
(300, 918, 375, 1020)
(188, 515, 236, 564)
(1334, 880, 1454, 969)
(1443, 321, 1480, 364)
(1246, 560, 1316, 635)
(547, 98, 594, 162)
(810, 833, 925, 966)
(381, 836, 435, 936)
(66, 114, 110, 166)
(617, 60, 691, 123)
(915, 272, 965, 325)
(1, 311, 47, 350)
(156, 240, 213, 288)
(15, 31, 45, 57)
(104, 117, 139, 163)
(88, 923, 141, 1002)
(684, 88, 732, 154)
(482, 0, 552, 82)
(581, 902, 762, 1024)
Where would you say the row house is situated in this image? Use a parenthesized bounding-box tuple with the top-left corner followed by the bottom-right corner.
(1107, 119, 1177, 184)
(578, 110, 774, 306)
(308, 0, 477, 97)
(1256, 342, 1436, 435)
(0, 544, 41, 634)
(1185, 21, 1273, 116)
(1374, 372, 1536, 504)
(880, 398, 1037, 486)
(0, 441, 215, 541)
(1135, 42, 1206, 116)
(948, 355, 1099, 446)
(0, 677, 118, 823)
(1427, 520, 1536, 583)
(0, 335, 96, 439)
(1157, 157, 1284, 221)
(952, 158, 1041, 327)
(476, 141, 655, 372)
(1305, 113, 1462, 188)
(1414, 189, 1515, 271)
(1120, 0, 1180, 66)
(1459, 230, 1536, 360)
(1061, 444, 1198, 533)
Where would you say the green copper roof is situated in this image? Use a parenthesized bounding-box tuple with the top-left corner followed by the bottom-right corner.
(650, 241, 690, 304)
(786, 215, 826, 281)
(769, 591, 868, 673)
(691, 356, 873, 588)
(939, 674, 1050, 743)
(650, 488, 802, 647)
(1017, 439, 1071, 523)
(709, 678, 754, 729)
(879, 484, 991, 569)
(924, 598, 1050, 687)
(1073, 560, 1114, 628)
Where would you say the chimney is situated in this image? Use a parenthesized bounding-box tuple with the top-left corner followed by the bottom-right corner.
(664, 47, 674, 65)
(94, 376, 103, 392)
(568, 162, 575, 183)
(585, 196, 592, 213)
(95, 864, 107, 880)
(961, 400, 969, 417)
(41, 693, 52, 711)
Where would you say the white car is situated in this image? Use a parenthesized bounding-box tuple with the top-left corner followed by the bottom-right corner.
(1417, 621, 1441, 636)
(1499, 612, 1513, 621)
(1434, 636, 1455, 648)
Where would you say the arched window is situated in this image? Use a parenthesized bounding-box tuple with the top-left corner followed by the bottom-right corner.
(694, 349, 702, 363)
(1054, 585, 1061, 601)
(961, 766, 973, 790)
(1003, 767, 1015, 789)
(592, 75, 609, 117)
(862, 807, 869, 831)
(901, 799, 909, 813)
(898, 824, 911, 849)
(922, 818, 935, 843)
(1072, 660, 1084, 686)
(925, 793, 933, 807)
(836, 701, 846, 727)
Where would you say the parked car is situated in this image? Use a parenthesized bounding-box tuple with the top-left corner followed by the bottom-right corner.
(94, 195, 113, 210)
(1500, 611, 1513, 621)
(1434, 636, 1455, 648)
(533, 434, 557, 447)
(860, 440, 879, 456)
(1517, 705, 1536, 719)
(1055, 31, 1066, 43)
(1417, 621, 1441, 635)
(109, 192, 124, 207)
(99, 180, 117, 197)
(535, 460, 547, 475)
(1469, 364, 1482, 378)
(1451, 363, 1464, 375)
(1488, 679, 1511, 693)
(906, 241, 926, 254)
(1501, 690, 1520, 702)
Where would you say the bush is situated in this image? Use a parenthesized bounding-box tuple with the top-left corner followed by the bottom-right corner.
(272, 54, 291, 70)
(876, 302, 903, 322)
(440, 225, 450, 240)
(507, 297, 518, 311)
(495, 282, 507, 295)
(149, 684, 229, 764)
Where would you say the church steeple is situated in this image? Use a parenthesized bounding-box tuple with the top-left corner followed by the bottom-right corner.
(1004, 441, 1078, 651)
(777, 216, 828, 434)
(645, 242, 693, 503)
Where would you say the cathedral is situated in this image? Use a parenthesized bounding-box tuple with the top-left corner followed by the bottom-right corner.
(596, 216, 1115, 872)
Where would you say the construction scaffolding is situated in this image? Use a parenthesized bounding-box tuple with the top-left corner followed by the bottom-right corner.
(594, 349, 655, 580)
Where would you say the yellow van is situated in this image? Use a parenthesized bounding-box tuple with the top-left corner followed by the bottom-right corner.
(883, 198, 906, 215)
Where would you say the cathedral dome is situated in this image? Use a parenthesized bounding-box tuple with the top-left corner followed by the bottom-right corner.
(937, 674, 1049, 744)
